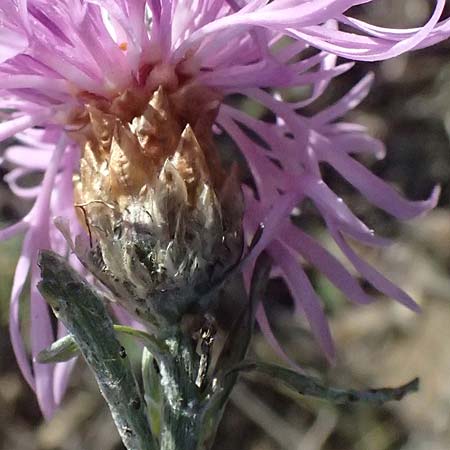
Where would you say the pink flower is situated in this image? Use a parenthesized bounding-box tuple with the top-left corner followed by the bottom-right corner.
(0, 1, 448, 417)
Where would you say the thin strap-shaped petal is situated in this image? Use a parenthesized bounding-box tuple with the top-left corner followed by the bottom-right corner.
(175, 0, 367, 56)
(4, 168, 42, 198)
(53, 358, 77, 406)
(3, 145, 53, 170)
(9, 232, 36, 390)
(340, 13, 450, 43)
(0, 111, 52, 142)
(301, 176, 372, 237)
(245, 191, 300, 266)
(285, 0, 446, 61)
(0, 27, 28, 63)
(280, 223, 374, 305)
(322, 131, 386, 159)
(0, 75, 69, 92)
(31, 262, 56, 419)
(316, 137, 440, 220)
(33, 136, 68, 215)
(30, 137, 69, 416)
(312, 73, 374, 125)
(255, 301, 304, 372)
(269, 240, 335, 361)
(327, 221, 420, 312)
(9, 137, 67, 397)
(216, 110, 285, 201)
(0, 220, 28, 241)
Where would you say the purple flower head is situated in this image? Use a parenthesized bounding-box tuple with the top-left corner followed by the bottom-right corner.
(0, 0, 449, 418)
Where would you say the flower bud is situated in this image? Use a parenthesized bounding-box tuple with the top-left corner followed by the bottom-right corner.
(71, 86, 243, 325)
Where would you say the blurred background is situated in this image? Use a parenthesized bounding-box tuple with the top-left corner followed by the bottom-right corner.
(1, 1, 450, 449)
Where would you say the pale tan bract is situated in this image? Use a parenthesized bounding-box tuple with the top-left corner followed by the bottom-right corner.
(69, 84, 244, 325)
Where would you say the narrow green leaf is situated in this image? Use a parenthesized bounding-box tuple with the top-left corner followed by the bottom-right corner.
(36, 334, 79, 363)
(114, 325, 166, 359)
(142, 347, 162, 439)
(231, 361, 419, 405)
(37, 324, 166, 365)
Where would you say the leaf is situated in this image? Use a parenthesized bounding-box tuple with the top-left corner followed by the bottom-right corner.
(37, 324, 166, 364)
(114, 325, 166, 359)
(38, 250, 156, 450)
(142, 347, 162, 438)
(35, 334, 79, 363)
(231, 361, 419, 405)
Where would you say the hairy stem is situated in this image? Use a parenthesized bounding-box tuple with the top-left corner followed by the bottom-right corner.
(158, 331, 204, 450)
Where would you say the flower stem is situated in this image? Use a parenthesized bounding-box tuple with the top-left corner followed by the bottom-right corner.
(157, 331, 204, 450)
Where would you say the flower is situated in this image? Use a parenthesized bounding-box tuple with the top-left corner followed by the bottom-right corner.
(0, 0, 449, 418)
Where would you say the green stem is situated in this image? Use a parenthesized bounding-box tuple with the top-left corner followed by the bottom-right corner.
(38, 250, 156, 450)
(157, 331, 204, 450)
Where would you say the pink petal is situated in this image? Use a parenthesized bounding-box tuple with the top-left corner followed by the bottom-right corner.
(328, 221, 420, 312)
(316, 139, 440, 220)
(255, 301, 304, 372)
(31, 262, 57, 419)
(9, 232, 36, 391)
(269, 240, 335, 361)
(280, 223, 374, 305)
(0, 112, 52, 142)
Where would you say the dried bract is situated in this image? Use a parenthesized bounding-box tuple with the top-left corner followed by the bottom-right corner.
(71, 86, 243, 324)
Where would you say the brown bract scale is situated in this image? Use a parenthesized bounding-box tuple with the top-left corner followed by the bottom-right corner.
(68, 83, 244, 325)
